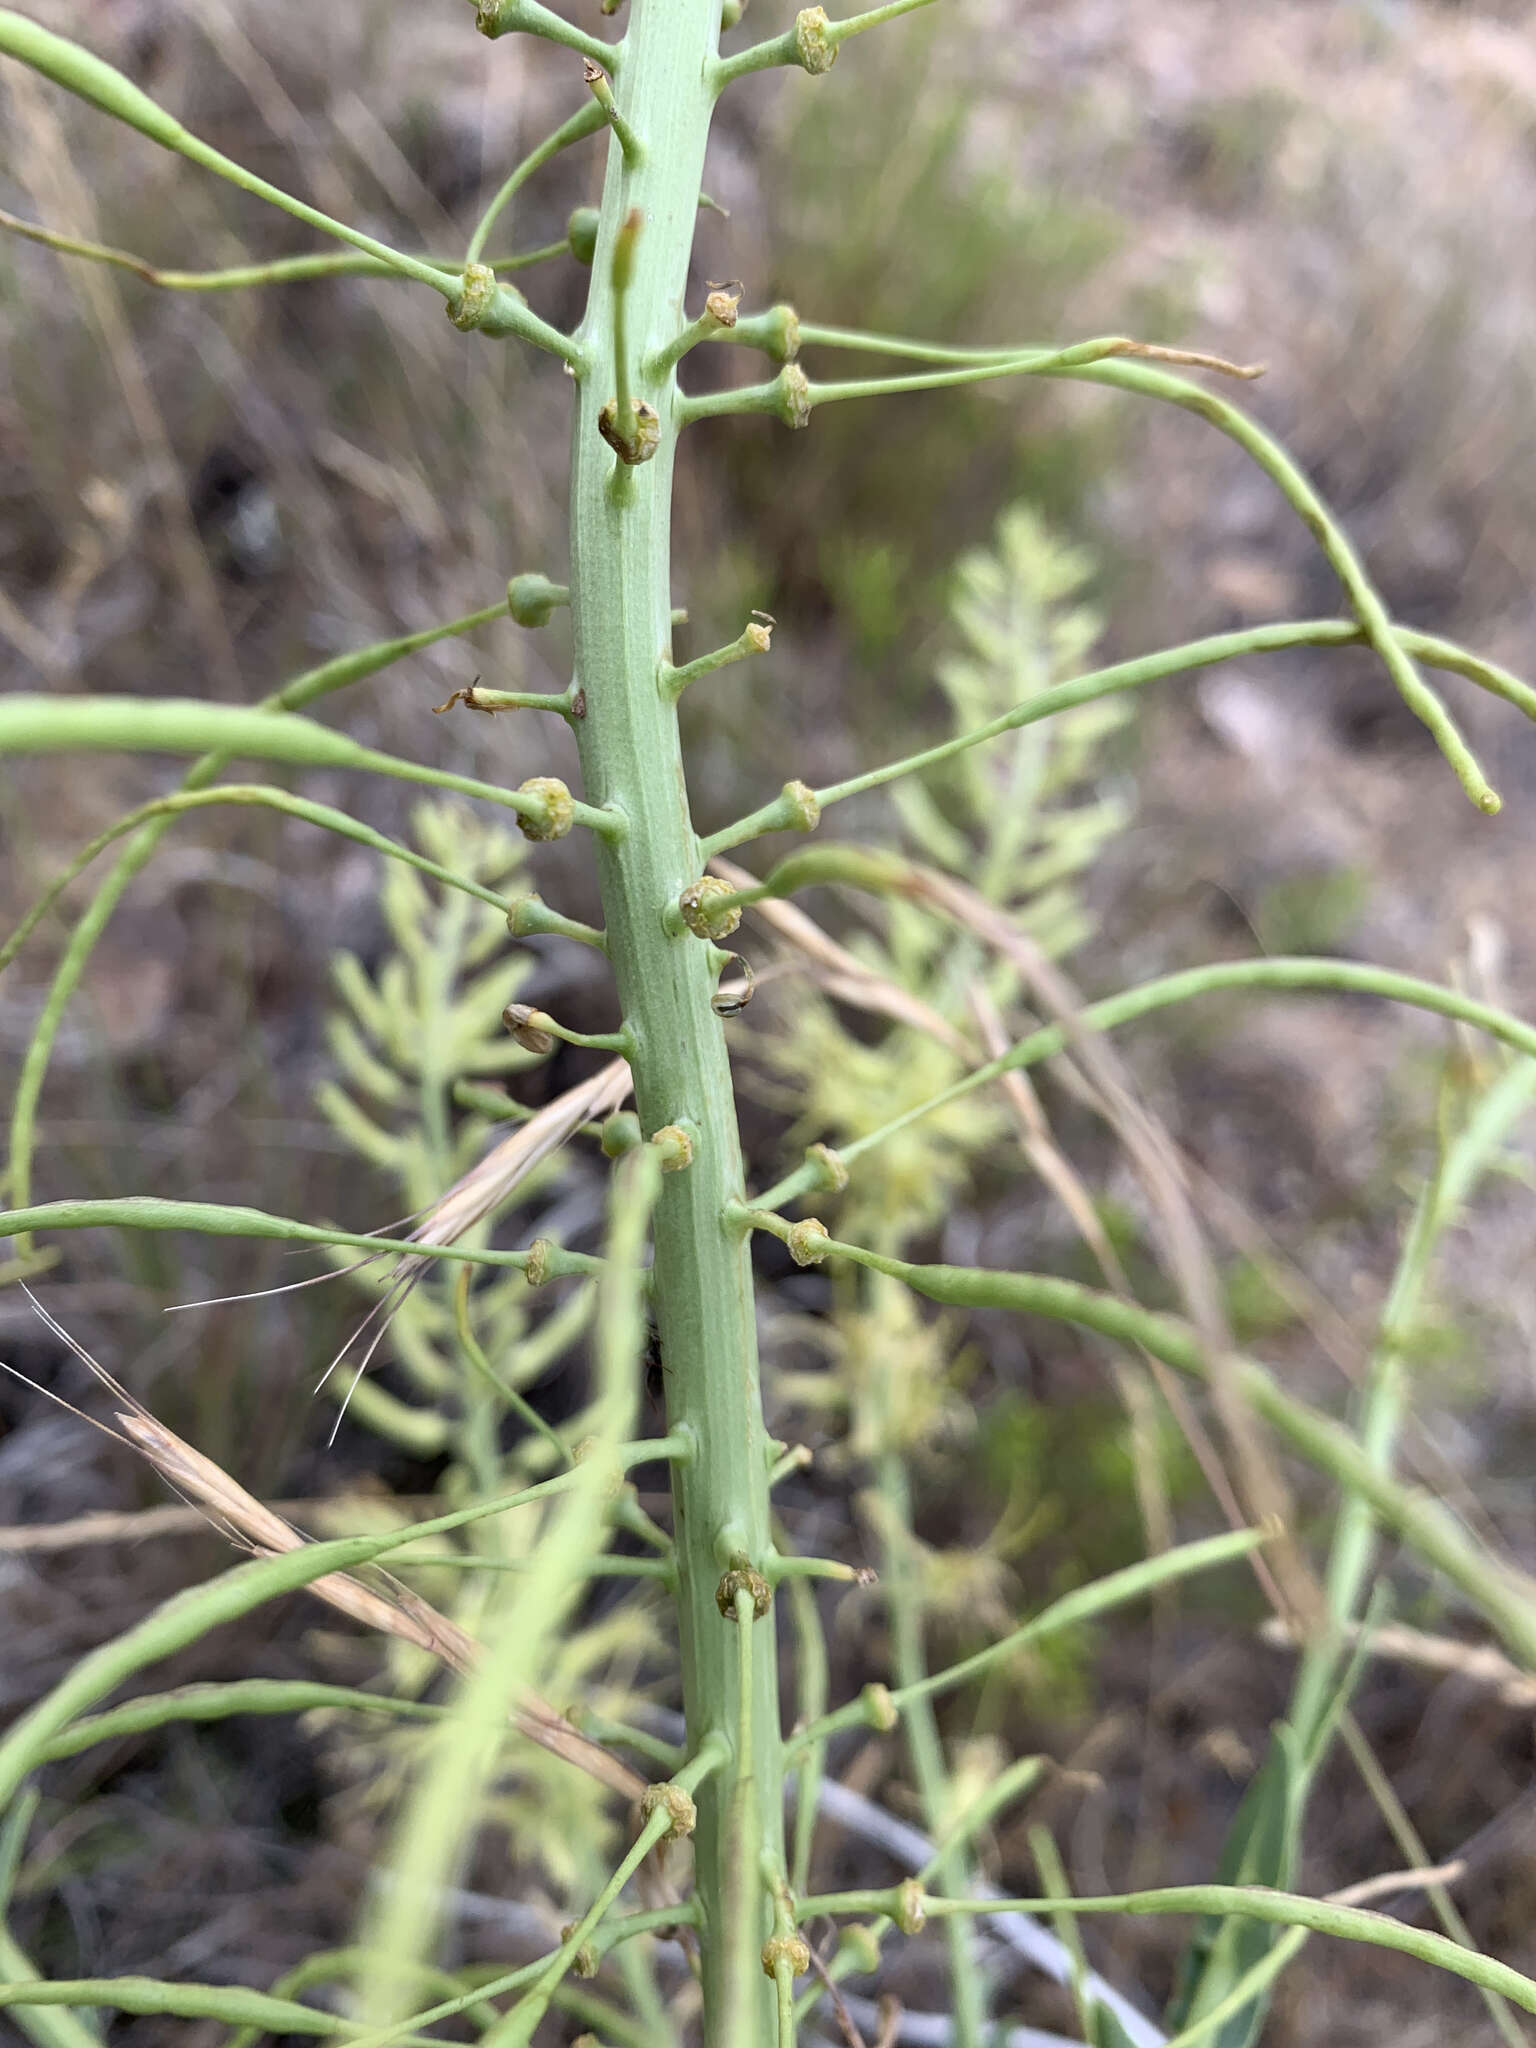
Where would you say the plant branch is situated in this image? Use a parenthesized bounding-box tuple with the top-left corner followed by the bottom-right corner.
(792, 1882, 1536, 2019)
(771, 1230, 1536, 1669)
(753, 956, 1536, 1213)
(464, 99, 608, 265)
(1, 785, 507, 978)
(0, 204, 563, 291)
(0, 695, 622, 837)
(711, 0, 940, 88)
(700, 618, 1534, 855)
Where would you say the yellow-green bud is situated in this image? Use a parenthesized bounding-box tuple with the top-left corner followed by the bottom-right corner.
(650, 1123, 695, 1172)
(805, 1142, 848, 1192)
(640, 1781, 698, 1839)
(761, 1934, 811, 1979)
(896, 1878, 927, 1935)
(787, 1217, 831, 1267)
(716, 1561, 772, 1620)
(679, 876, 742, 941)
(781, 779, 821, 831)
(775, 363, 813, 429)
(860, 1681, 898, 1732)
(448, 262, 498, 331)
(517, 776, 574, 841)
(793, 6, 837, 74)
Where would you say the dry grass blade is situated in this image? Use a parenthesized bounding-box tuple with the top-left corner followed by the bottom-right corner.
(905, 860, 1314, 1621)
(1263, 1617, 1536, 1711)
(10, 1294, 646, 1804)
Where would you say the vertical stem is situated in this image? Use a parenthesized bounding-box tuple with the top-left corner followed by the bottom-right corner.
(563, 9, 782, 2042)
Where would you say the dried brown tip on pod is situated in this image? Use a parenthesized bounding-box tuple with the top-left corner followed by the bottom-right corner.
(704, 286, 740, 329)
(503, 1003, 555, 1055)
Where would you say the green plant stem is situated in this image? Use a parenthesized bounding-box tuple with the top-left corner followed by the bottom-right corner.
(1, 785, 506, 976)
(4, 604, 512, 1237)
(35, 1682, 448, 1763)
(701, 617, 1533, 854)
(711, 0, 938, 86)
(0, 696, 621, 836)
(0, 204, 563, 291)
(0, 1980, 439, 2040)
(475, 0, 621, 70)
(0, 1197, 606, 1278)
(0, 12, 574, 360)
(789, 1528, 1263, 1750)
(562, 6, 785, 2040)
(755, 955, 1536, 1213)
(793, 1236, 1536, 1670)
(464, 100, 608, 265)
(1294, 1055, 1536, 1745)
(689, 329, 1510, 810)
(879, 1449, 985, 2048)
(793, 1882, 1536, 2016)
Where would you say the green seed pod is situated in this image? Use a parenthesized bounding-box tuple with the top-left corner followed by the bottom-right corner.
(786, 1217, 831, 1267)
(600, 1111, 642, 1158)
(760, 1934, 811, 1980)
(506, 572, 569, 627)
(793, 6, 837, 73)
(516, 776, 575, 842)
(679, 876, 742, 942)
(566, 205, 600, 266)
(774, 364, 813, 430)
(598, 397, 662, 466)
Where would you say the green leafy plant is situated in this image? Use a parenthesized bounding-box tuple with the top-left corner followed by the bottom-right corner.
(3, 7, 1536, 2048)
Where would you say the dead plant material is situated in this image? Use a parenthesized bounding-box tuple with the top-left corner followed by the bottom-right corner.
(9, 1294, 646, 1806)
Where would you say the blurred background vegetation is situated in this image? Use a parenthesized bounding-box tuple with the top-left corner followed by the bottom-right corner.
(3, 2, 1536, 2042)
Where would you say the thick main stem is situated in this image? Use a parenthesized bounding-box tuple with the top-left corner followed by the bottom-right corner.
(563, 9, 782, 2042)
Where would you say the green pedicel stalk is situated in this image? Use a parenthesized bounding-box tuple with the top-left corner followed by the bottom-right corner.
(560, 5, 783, 2041)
